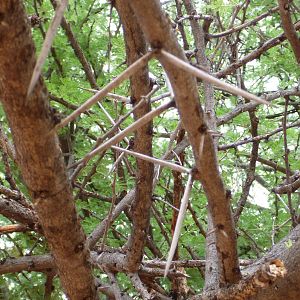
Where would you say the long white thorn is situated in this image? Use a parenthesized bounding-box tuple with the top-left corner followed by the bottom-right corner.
(54, 51, 153, 131)
(160, 49, 269, 105)
(27, 0, 69, 98)
(112, 146, 191, 174)
(71, 100, 174, 167)
(164, 174, 193, 277)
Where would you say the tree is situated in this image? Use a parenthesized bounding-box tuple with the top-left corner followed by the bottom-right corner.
(0, 0, 299, 299)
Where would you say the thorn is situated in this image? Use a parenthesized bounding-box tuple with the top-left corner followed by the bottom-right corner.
(26, 0, 69, 101)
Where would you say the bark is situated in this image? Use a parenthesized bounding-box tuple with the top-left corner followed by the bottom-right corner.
(0, 2, 96, 299)
(0, 224, 29, 234)
(247, 224, 300, 300)
(182, 0, 221, 290)
(114, 0, 154, 272)
(0, 254, 55, 275)
(192, 260, 286, 300)
(129, 0, 241, 285)
(273, 171, 300, 194)
(0, 197, 39, 229)
(278, 0, 300, 64)
(2, 224, 300, 300)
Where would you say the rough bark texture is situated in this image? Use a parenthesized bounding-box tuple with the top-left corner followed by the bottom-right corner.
(129, 0, 241, 285)
(114, 0, 154, 272)
(0, 254, 55, 275)
(0, 2, 96, 299)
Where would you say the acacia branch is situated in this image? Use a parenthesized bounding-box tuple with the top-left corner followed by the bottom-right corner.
(0, 2, 97, 298)
(218, 120, 300, 150)
(104, 3, 154, 273)
(278, 0, 300, 64)
(129, 0, 241, 285)
(0, 197, 38, 230)
(0, 224, 29, 234)
(273, 171, 300, 194)
(0, 254, 55, 275)
(215, 21, 300, 78)
(233, 111, 259, 223)
(182, 1, 219, 290)
(191, 260, 286, 300)
(217, 87, 300, 126)
(208, 7, 279, 38)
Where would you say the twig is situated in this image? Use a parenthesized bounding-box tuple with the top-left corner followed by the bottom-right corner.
(208, 7, 279, 38)
(215, 21, 300, 78)
(44, 270, 56, 300)
(0, 224, 29, 234)
(219, 120, 300, 150)
(187, 202, 206, 237)
(129, 273, 152, 300)
(282, 97, 296, 225)
(106, 271, 123, 300)
(273, 176, 300, 195)
(217, 87, 300, 126)
(87, 189, 135, 249)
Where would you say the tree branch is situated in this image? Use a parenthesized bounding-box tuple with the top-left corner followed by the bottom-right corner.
(278, 0, 300, 64)
(129, 0, 241, 285)
(0, 2, 97, 298)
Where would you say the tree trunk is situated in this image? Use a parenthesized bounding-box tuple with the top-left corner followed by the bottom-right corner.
(0, 2, 96, 299)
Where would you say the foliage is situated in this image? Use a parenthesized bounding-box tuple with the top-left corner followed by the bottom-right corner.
(0, 0, 299, 298)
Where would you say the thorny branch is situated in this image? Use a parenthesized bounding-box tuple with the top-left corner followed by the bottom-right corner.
(1, 0, 299, 299)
